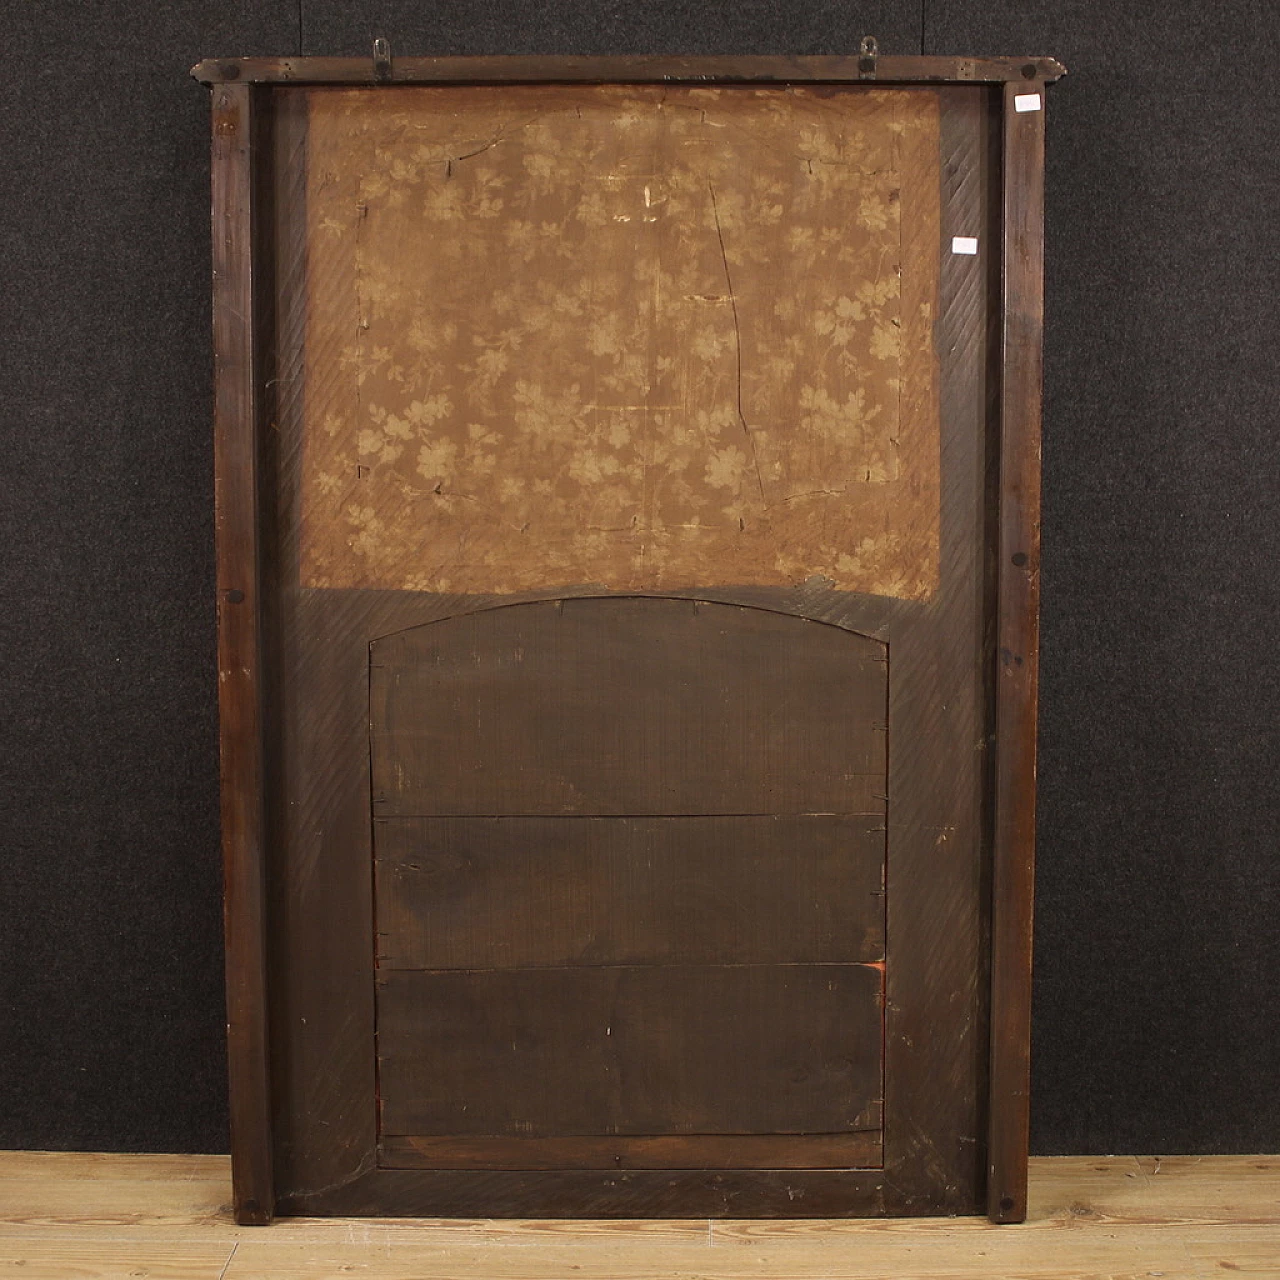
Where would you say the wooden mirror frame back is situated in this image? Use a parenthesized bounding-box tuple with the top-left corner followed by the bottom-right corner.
(196, 51, 1062, 1227)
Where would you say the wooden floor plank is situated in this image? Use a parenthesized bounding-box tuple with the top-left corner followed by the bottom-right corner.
(0, 1175, 232, 1234)
(220, 1229, 1280, 1279)
(0, 1150, 231, 1182)
(0, 1153, 1275, 1279)
(0, 1238, 235, 1279)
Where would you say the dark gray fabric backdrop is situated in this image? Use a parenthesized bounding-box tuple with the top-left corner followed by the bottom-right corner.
(1, 0, 1276, 1156)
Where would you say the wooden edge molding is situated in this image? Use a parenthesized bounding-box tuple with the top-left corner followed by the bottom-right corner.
(986, 78, 1048, 1225)
(211, 80, 275, 1227)
(379, 1132, 883, 1171)
(192, 53, 1067, 87)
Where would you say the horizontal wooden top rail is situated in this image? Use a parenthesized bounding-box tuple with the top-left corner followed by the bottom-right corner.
(192, 54, 1067, 87)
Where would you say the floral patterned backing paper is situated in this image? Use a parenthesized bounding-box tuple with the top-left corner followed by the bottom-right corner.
(300, 84, 941, 599)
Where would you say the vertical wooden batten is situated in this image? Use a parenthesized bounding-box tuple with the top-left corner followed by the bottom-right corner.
(987, 78, 1047, 1224)
(210, 80, 274, 1227)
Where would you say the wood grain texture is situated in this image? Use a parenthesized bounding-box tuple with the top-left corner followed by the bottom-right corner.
(379, 1133, 882, 1171)
(249, 76, 1006, 1219)
(4, 1153, 1276, 1278)
(370, 597, 888, 817)
(191, 54, 1068, 86)
(0, 1151, 232, 1183)
(986, 80, 1047, 1226)
(280, 1166, 889, 1218)
(376, 964, 884, 1139)
(258, 89, 385, 1205)
(871, 85, 993, 1217)
(210, 79, 273, 1228)
(375, 815, 886, 969)
(7, 1152, 1278, 1228)
(268, 590, 905, 1213)
(0, 1241, 235, 1279)
(369, 596, 888, 1178)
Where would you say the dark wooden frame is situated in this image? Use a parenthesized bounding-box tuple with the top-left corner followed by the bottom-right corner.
(199, 54, 1061, 1227)
(210, 79, 274, 1227)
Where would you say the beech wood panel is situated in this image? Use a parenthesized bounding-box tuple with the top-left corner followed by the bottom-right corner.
(370, 598, 888, 818)
(376, 964, 884, 1139)
(374, 815, 886, 970)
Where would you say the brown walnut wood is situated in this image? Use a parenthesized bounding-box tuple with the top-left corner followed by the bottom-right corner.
(192, 53, 1066, 86)
(370, 598, 889, 1173)
(378, 1132, 882, 1171)
(375, 814, 887, 970)
(210, 81, 274, 1227)
(987, 79, 1048, 1225)
(201, 58, 1058, 1225)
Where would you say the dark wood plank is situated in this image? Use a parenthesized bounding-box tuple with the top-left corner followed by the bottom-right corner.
(376, 964, 883, 1138)
(986, 79, 1047, 1226)
(279, 1166, 888, 1218)
(210, 80, 273, 1228)
(192, 54, 1067, 86)
(869, 85, 993, 1218)
(380, 1132, 881, 1171)
(375, 815, 886, 969)
(260, 90, 384, 1205)
(371, 597, 888, 817)
(253, 79, 1030, 1221)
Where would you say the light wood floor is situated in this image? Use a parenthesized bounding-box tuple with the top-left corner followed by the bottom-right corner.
(0, 1152, 1276, 1279)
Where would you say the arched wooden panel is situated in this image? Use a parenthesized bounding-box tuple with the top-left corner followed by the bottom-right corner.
(370, 597, 886, 816)
(370, 596, 887, 1168)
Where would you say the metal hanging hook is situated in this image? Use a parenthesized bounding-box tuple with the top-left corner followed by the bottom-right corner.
(373, 37, 392, 82)
(858, 35, 879, 77)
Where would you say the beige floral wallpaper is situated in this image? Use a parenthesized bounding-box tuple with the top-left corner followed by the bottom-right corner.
(299, 84, 941, 598)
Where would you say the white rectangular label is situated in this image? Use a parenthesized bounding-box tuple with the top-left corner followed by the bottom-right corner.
(951, 236, 979, 256)
(1014, 93, 1042, 113)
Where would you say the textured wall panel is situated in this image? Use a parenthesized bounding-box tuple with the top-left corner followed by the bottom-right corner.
(925, 0, 1280, 1154)
(302, 1, 922, 59)
(0, 1, 299, 1153)
(2, 0, 1276, 1160)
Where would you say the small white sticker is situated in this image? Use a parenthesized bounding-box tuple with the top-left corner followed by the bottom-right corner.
(951, 236, 979, 255)
(1014, 93, 1042, 113)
